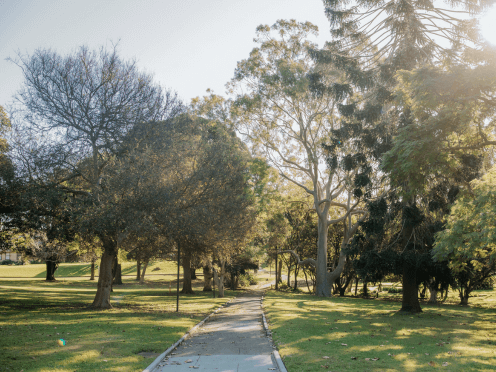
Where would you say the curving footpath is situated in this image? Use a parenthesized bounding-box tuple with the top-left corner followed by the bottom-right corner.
(144, 289, 286, 372)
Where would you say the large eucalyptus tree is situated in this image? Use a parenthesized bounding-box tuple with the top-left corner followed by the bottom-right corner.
(230, 20, 372, 297)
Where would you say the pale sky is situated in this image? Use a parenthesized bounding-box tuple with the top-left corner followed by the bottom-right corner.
(1, 0, 495, 108)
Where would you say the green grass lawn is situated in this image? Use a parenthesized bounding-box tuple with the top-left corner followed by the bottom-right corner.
(263, 290, 496, 372)
(0, 261, 180, 278)
(0, 277, 236, 372)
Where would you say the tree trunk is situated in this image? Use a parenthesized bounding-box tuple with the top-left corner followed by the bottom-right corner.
(304, 270, 312, 293)
(191, 268, 197, 280)
(287, 263, 291, 287)
(203, 266, 212, 291)
(275, 248, 279, 290)
(45, 260, 57, 281)
(111, 255, 117, 292)
(139, 260, 149, 284)
(113, 264, 123, 285)
(181, 250, 194, 294)
(293, 265, 299, 290)
(459, 288, 469, 305)
(136, 258, 141, 281)
(443, 288, 449, 301)
(218, 261, 225, 298)
(91, 248, 117, 309)
(428, 286, 438, 304)
(363, 281, 368, 297)
(400, 262, 422, 313)
(420, 284, 427, 300)
(315, 216, 330, 296)
(90, 258, 95, 281)
(277, 261, 282, 284)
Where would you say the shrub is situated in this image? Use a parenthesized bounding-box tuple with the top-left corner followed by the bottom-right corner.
(0, 259, 22, 265)
(474, 276, 494, 290)
(238, 273, 258, 287)
(387, 286, 403, 294)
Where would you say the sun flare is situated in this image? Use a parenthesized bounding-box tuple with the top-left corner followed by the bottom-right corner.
(479, 6, 496, 45)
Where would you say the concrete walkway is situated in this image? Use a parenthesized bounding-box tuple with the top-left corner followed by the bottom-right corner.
(146, 290, 282, 372)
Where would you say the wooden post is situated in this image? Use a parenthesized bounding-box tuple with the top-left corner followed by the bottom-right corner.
(213, 269, 217, 299)
(275, 246, 278, 290)
(176, 240, 180, 312)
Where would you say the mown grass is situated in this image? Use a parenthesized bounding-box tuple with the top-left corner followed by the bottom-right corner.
(0, 261, 180, 278)
(263, 290, 496, 372)
(0, 277, 236, 372)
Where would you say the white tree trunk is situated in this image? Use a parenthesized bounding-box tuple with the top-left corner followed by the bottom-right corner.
(316, 216, 330, 296)
(218, 260, 225, 298)
(427, 284, 438, 304)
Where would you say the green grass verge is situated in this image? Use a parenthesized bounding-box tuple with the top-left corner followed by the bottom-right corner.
(0, 278, 236, 372)
(0, 261, 181, 278)
(263, 290, 496, 372)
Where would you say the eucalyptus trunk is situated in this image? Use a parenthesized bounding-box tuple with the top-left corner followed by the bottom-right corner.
(315, 216, 330, 296)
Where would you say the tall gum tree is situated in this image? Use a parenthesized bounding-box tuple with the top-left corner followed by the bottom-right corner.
(230, 20, 368, 297)
(11, 46, 183, 308)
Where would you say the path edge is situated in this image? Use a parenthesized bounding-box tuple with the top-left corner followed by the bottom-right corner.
(261, 294, 289, 372)
(142, 297, 234, 372)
